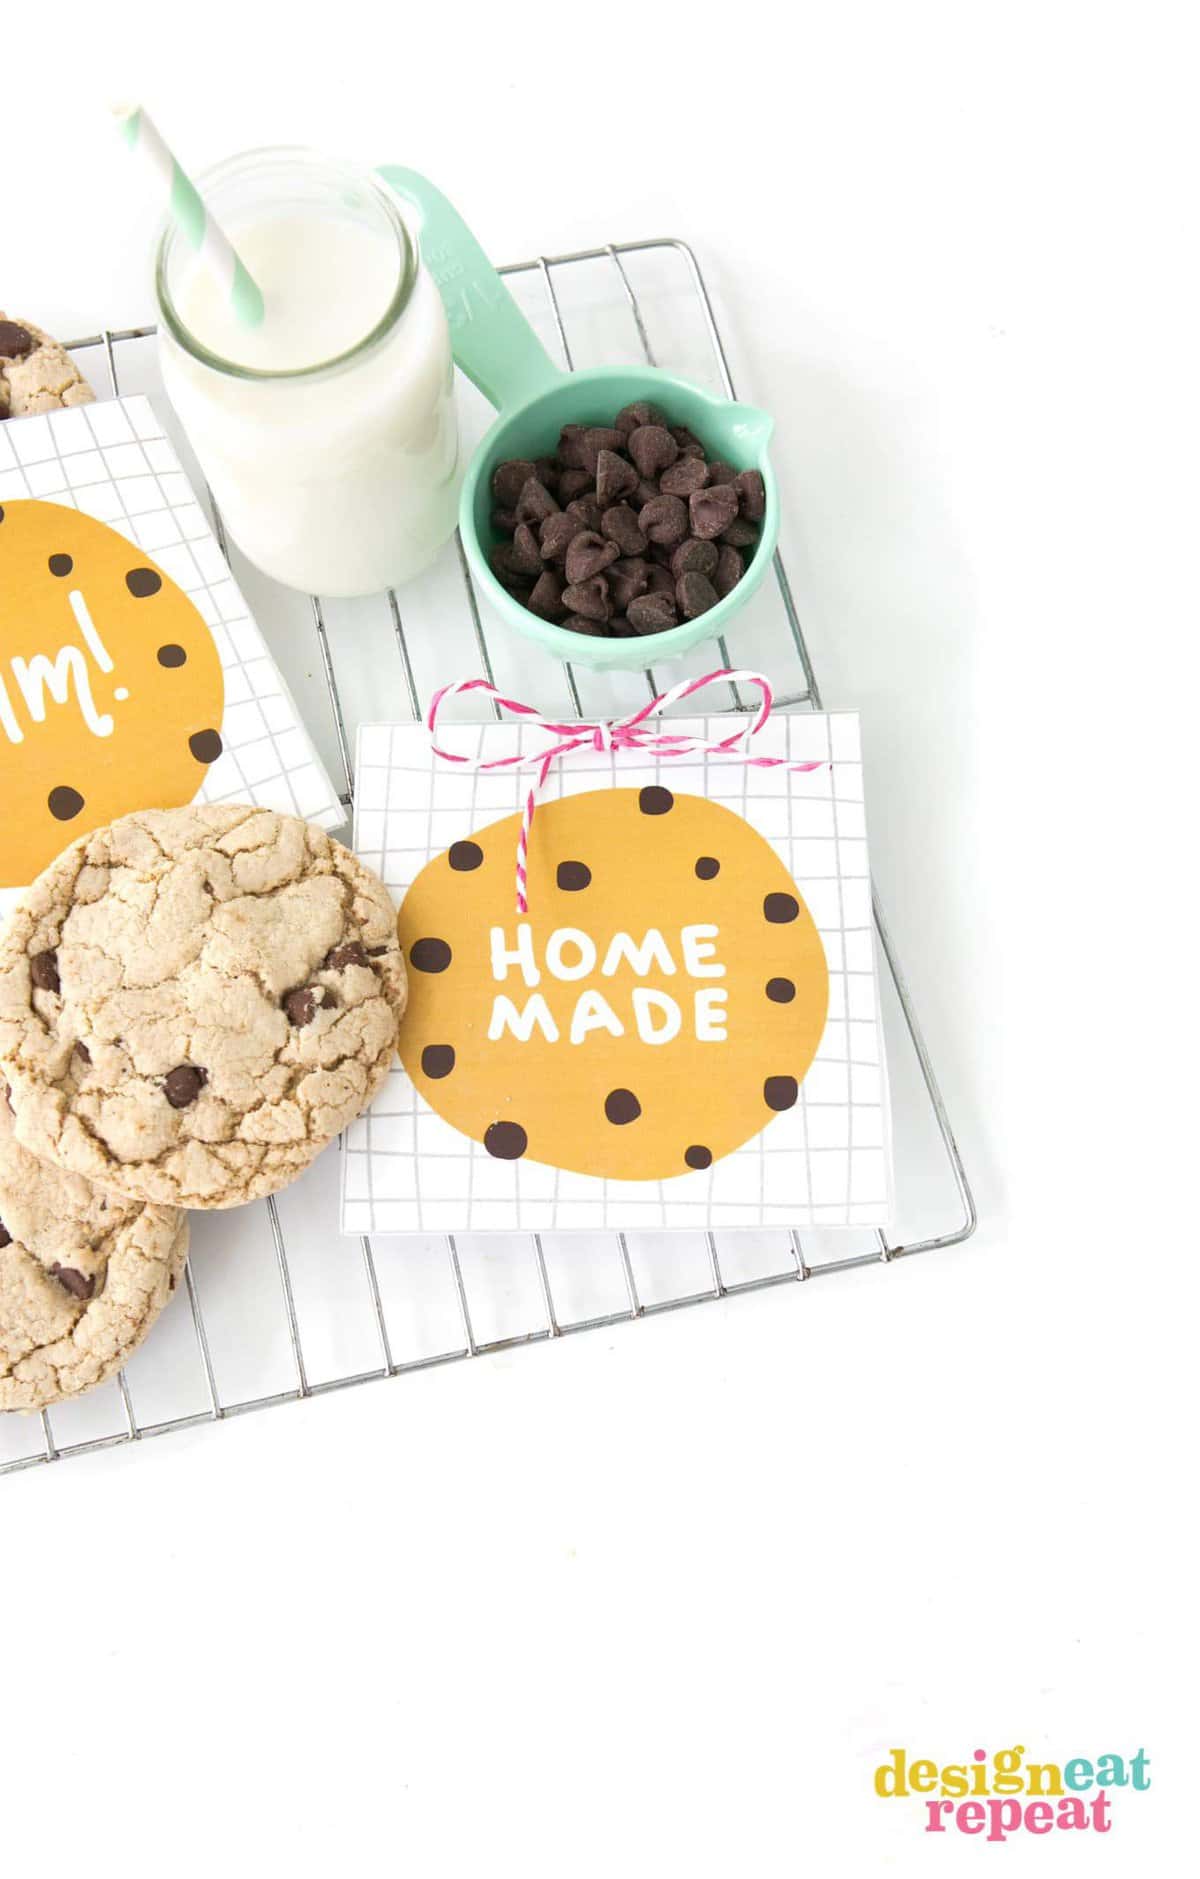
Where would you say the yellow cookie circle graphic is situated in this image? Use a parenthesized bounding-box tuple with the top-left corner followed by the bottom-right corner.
(397, 788, 830, 1180)
(0, 499, 224, 885)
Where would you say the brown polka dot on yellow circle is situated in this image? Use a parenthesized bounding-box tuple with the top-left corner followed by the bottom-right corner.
(395, 789, 830, 1181)
(0, 500, 224, 885)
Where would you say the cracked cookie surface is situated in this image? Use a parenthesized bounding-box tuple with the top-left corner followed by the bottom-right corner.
(0, 1098, 186, 1411)
(0, 312, 94, 419)
(0, 804, 407, 1208)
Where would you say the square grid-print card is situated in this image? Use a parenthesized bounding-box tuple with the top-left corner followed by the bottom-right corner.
(0, 396, 342, 913)
(344, 712, 893, 1235)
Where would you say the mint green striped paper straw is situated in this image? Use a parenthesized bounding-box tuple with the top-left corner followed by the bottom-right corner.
(114, 106, 265, 328)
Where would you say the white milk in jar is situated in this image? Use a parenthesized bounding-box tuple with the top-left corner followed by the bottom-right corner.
(157, 149, 460, 596)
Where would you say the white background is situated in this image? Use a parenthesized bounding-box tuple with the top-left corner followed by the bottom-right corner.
(3, 5, 1196, 1871)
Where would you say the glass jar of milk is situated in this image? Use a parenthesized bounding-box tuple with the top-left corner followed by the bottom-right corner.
(157, 148, 460, 597)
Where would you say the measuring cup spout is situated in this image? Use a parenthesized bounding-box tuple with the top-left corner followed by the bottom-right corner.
(379, 166, 564, 415)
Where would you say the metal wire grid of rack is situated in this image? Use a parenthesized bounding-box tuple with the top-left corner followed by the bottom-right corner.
(0, 236, 975, 1480)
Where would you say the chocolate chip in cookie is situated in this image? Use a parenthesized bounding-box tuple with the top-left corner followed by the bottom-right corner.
(50, 1263, 95, 1300)
(0, 322, 33, 360)
(284, 986, 319, 1026)
(323, 942, 370, 971)
(30, 950, 60, 993)
(164, 1064, 206, 1108)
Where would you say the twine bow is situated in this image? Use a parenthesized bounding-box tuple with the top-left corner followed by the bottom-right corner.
(426, 668, 825, 913)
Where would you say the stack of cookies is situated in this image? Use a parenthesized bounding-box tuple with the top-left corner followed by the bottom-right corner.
(0, 803, 407, 1412)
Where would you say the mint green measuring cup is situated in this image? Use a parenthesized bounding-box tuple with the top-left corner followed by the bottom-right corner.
(380, 168, 778, 673)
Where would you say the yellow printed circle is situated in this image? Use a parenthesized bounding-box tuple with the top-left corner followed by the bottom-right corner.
(397, 788, 830, 1181)
(0, 500, 225, 885)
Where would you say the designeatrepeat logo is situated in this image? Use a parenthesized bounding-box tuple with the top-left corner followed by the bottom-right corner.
(874, 1745, 1151, 1843)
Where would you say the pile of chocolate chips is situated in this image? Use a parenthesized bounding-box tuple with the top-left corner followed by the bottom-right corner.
(487, 402, 765, 638)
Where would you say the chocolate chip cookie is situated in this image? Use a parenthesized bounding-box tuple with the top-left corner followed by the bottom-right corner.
(0, 805, 407, 1208)
(0, 312, 94, 420)
(1, 1097, 187, 1412)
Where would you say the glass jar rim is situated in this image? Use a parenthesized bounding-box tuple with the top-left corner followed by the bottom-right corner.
(154, 146, 418, 383)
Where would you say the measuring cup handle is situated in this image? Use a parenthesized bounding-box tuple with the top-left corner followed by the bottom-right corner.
(379, 166, 564, 414)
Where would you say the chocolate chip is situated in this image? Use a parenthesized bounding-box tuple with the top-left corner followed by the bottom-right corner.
(125, 568, 162, 598)
(580, 426, 625, 472)
(615, 400, 665, 435)
(283, 984, 317, 1029)
(557, 860, 592, 891)
(735, 468, 767, 520)
(491, 458, 537, 508)
(557, 425, 590, 468)
(565, 531, 619, 585)
(50, 1264, 94, 1300)
(671, 538, 719, 578)
(764, 892, 800, 923)
(409, 937, 452, 972)
(509, 522, 543, 575)
(164, 1064, 206, 1107)
(720, 517, 759, 548)
(659, 456, 709, 498)
(562, 575, 611, 622)
(689, 484, 740, 540)
(491, 506, 518, 535)
(534, 457, 559, 493)
(766, 977, 796, 1003)
(556, 467, 594, 504)
(764, 1075, 799, 1112)
(0, 1219, 10, 1249)
(566, 495, 603, 533)
(713, 544, 744, 597)
(421, 1044, 456, 1079)
(75, 1040, 91, 1064)
(676, 571, 719, 619)
(707, 461, 736, 487)
(633, 478, 661, 508)
(594, 449, 639, 506)
(627, 590, 677, 634)
(604, 1088, 642, 1124)
(448, 840, 484, 871)
(627, 424, 678, 479)
(485, 1119, 528, 1159)
(607, 557, 650, 610)
(645, 565, 676, 597)
(695, 857, 720, 880)
(639, 494, 689, 547)
(48, 786, 84, 821)
(0, 321, 34, 360)
(539, 511, 583, 562)
(30, 950, 60, 993)
(323, 942, 370, 970)
(189, 729, 222, 764)
(600, 502, 646, 557)
(684, 1145, 713, 1170)
(561, 615, 610, 638)
(515, 477, 559, 525)
(527, 570, 566, 620)
(490, 543, 534, 590)
(157, 643, 187, 667)
(609, 618, 636, 638)
(639, 785, 675, 815)
(48, 553, 74, 577)
(669, 424, 703, 453)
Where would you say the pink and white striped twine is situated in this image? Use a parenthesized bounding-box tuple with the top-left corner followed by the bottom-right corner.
(426, 668, 826, 914)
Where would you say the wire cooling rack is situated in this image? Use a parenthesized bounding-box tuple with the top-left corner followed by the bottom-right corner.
(1, 237, 975, 1478)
